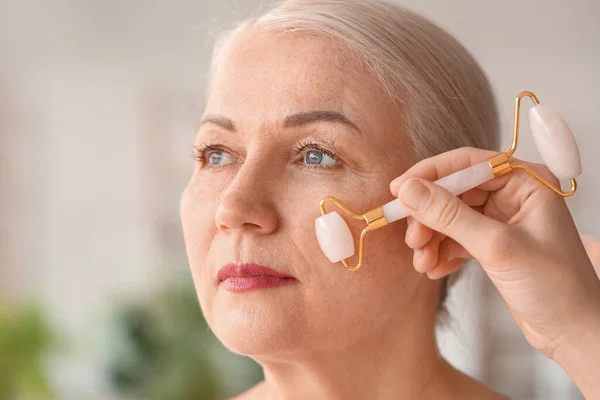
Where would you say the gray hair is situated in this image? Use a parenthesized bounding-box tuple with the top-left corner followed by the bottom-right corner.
(208, 0, 500, 309)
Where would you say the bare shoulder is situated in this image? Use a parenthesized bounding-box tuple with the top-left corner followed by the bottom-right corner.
(229, 381, 268, 400)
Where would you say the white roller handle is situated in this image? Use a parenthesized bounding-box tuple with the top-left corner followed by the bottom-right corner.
(381, 160, 495, 223)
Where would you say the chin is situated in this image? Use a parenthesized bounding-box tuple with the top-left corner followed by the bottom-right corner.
(206, 289, 308, 356)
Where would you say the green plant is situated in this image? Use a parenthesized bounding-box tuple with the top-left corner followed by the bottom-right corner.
(0, 304, 55, 400)
(108, 277, 262, 400)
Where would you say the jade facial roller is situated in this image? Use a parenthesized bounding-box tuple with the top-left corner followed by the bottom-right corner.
(315, 91, 582, 271)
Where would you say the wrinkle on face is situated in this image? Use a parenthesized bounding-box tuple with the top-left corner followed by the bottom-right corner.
(181, 28, 431, 358)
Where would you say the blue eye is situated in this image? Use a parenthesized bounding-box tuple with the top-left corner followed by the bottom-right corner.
(208, 152, 223, 165)
(207, 151, 235, 167)
(304, 150, 338, 166)
(192, 144, 239, 170)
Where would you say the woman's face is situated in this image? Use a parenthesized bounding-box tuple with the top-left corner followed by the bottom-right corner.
(181, 29, 430, 356)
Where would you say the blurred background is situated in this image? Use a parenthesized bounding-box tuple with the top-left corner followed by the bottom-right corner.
(0, 0, 598, 399)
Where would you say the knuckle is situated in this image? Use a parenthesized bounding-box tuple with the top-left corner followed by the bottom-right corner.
(535, 163, 560, 186)
(525, 162, 560, 188)
(435, 197, 462, 230)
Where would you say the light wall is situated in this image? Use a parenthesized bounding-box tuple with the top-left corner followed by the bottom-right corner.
(1, 0, 597, 398)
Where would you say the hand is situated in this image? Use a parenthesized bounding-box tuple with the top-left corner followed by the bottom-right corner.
(389, 147, 600, 362)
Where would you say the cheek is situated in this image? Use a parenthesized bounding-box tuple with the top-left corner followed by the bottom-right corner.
(285, 177, 418, 344)
(365, 221, 415, 289)
(181, 169, 230, 251)
(289, 218, 419, 351)
(346, 200, 417, 324)
(180, 178, 219, 290)
(336, 221, 416, 307)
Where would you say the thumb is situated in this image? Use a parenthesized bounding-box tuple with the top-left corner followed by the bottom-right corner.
(396, 178, 503, 258)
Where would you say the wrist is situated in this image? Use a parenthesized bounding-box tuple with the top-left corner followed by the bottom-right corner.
(552, 306, 600, 397)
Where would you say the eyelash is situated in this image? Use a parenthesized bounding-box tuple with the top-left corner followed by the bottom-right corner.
(292, 141, 340, 169)
(191, 144, 228, 165)
(191, 141, 341, 169)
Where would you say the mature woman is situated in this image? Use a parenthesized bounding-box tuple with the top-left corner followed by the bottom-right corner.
(180, 0, 600, 398)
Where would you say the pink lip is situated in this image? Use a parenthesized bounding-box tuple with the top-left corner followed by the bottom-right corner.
(218, 263, 297, 292)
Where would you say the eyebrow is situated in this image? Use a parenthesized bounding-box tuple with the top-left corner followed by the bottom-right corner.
(199, 115, 235, 131)
(284, 111, 361, 133)
(199, 110, 361, 134)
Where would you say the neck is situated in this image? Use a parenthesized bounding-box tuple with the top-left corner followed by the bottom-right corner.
(254, 278, 450, 400)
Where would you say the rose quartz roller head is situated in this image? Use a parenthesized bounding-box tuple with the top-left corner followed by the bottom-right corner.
(315, 91, 582, 271)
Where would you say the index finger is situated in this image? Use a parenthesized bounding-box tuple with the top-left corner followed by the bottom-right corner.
(389, 147, 498, 194)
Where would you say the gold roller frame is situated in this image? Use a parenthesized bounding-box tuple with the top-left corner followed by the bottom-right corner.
(319, 91, 578, 272)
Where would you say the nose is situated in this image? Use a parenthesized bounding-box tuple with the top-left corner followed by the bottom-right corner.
(215, 162, 280, 235)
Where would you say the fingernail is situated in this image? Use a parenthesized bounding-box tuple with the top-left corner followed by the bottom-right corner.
(398, 179, 430, 210)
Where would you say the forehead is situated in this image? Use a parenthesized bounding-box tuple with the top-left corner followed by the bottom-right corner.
(206, 28, 395, 131)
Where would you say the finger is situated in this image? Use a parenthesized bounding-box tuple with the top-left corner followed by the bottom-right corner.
(397, 177, 506, 262)
(426, 238, 471, 280)
(459, 188, 489, 208)
(413, 233, 443, 273)
(439, 237, 472, 260)
(480, 162, 562, 224)
(427, 258, 463, 280)
(389, 147, 557, 200)
(476, 159, 560, 194)
(405, 217, 434, 249)
(389, 146, 565, 203)
(390, 147, 497, 194)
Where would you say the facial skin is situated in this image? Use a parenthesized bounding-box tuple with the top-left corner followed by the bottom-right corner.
(180, 26, 444, 385)
(180, 28, 510, 399)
